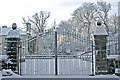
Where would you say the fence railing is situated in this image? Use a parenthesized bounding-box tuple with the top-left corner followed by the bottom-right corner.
(107, 37, 119, 55)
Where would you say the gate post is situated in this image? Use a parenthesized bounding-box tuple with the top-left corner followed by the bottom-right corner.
(55, 30, 58, 75)
(94, 20, 108, 75)
(4, 23, 21, 74)
(116, 2, 120, 75)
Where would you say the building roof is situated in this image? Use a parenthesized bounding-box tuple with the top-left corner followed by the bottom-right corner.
(94, 25, 108, 36)
(0, 27, 27, 36)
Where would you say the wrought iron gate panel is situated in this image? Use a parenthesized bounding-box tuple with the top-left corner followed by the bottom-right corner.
(20, 29, 94, 75)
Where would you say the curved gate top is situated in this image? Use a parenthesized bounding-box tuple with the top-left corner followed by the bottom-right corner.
(20, 29, 94, 75)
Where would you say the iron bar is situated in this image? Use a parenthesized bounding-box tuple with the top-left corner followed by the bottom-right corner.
(92, 40, 94, 76)
(55, 31, 58, 75)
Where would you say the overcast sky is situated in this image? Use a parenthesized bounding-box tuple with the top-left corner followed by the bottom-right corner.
(0, 0, 119, 29)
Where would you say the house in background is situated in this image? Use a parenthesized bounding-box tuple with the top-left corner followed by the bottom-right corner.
(0, 25, 27, 55)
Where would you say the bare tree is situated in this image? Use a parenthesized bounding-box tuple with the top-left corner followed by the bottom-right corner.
(29, 11, 50, 33)
(109, 14, 118, 35)
(23, 11, 50, 34)
(58, 19, 76, 33)
(58, 2, 112, 37)
(96, 2, 111, 33)
(72, 2, 97, 37)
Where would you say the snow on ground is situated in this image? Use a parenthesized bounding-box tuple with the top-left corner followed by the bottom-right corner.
(0, 70, 119, 79)
(0, 74, 119, 79)
(0, 71, 22, 79)
(20, 74, 118, 78)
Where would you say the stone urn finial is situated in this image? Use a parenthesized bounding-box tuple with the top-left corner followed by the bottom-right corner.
(97, 20, 102, 26)
(12, 23, 17, 30)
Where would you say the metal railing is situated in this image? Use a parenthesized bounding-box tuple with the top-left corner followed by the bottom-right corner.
(19, 29, 94, 75)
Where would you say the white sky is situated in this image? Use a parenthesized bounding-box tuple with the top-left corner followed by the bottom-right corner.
(0, 0, 119, 29)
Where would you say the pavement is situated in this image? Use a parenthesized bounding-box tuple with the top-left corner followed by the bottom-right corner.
(0, 72, 120, 80)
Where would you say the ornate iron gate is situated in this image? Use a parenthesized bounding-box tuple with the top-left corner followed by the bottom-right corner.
(20, 29, 94, 75)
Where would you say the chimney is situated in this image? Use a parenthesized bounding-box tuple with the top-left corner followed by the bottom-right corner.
(26, 23, 31, 33)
